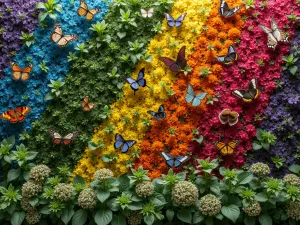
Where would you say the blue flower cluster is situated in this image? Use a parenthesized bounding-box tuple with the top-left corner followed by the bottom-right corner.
(248, 29, 300, 176)
(0, 0, 111, 140)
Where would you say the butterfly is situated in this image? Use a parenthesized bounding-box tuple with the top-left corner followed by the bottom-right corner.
(50, 23, 78, 47)
(219, 0, 242, 18)
(232, 78, 259, 102)
(218, 109, 239, 126)
(114, 133, 136, 153)
(48, 129, 80, 145)
(258, 17, 288, 49)
(159, 46, 187, 72)
(125, 68, 147, 95)
(160, 152, 190, 168)
(82, 96, 95, 111)
(214, 140, 239, 156)
(77, 0, 101, 21)
(185, 83, 208, 106)
(10, 62, 33, 81)
(147, 104, 166, 120)
(216, 45, 238, 65)
(141, 8, 154, 18)
(0, 106, 31, 123)
(164, 13, 187, 27)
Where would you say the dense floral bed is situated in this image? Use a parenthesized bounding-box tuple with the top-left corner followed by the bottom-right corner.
(0, 0, 300, 224)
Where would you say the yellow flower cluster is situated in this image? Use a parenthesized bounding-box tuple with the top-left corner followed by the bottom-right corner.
(73, 0, 214, 181)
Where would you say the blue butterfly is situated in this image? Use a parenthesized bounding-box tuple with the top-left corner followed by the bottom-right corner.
(147, 104, 166, 121)
(125, 68, 147, 95)
(164, 13, 187, 27)
(160, 152, 190, 168)
(114, 133, 136, 153)
(185, 83, 208, 106)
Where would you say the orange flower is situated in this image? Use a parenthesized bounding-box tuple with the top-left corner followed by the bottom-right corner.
(228, 28, 241, 40)
(211, 64, 223, 76)
(211, 17, 224, 31)
(218, 32, 227, 40)
(206, 27, 218, 40)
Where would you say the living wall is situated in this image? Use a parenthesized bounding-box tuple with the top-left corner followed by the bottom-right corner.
(0, 0, 299, 224)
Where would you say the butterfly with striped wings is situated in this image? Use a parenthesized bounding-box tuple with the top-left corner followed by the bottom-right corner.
(0, 106, 31, 123)
(160, 152, 190, 168)
(48, 129, 80, 145)
(147, 104, 166, 120)
(232, 78, 259, 102)
(114, 133, 136, 153)
(218, 109, 239, 126)
(10, 62, 33, 81)
(51, 23, 78, 47)
(216, 45, 238, 65)
(214, 140, 239, 156)
(164, 13, 187, 28)
(219, 0, 242, 18)
(77, 0, 101, 21)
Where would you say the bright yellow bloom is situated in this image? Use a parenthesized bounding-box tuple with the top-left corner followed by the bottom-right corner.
(74, 0, 214, 182)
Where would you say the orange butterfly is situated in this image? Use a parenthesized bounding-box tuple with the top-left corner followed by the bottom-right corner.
(214, 140, 239, 156)
(0, 106, 31, 123)
(11, 62, 33, 81)
(218, 109, 239, 126)
(77, 0, 101, 21)
(48, 129, 80, 145)
(82, 96, 95, 111)
(51, 23, 78, 47)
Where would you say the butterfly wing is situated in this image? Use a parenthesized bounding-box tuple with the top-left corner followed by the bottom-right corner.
(62, 131, 80, 145)
(20, 64, 33, 81)
(14, 106, 31, 122)
(0, 109, 18, 123)
(218, 109, 230, 124)
(126, 77, 139, 91)
(174, 13, 187, 27)
(160, 152, 174, 167)
(86, 8, 101, 21)
(174, 155, 190, 168)
(176, 46, 187, 69)
(219, 0, 230, 16)
(228, 111, 239, 126)
(157, 104, 166, 119)
(185, 83, 195, 103)
(225, 6, 241, 18)
(227, 141, 239, 155)
(193, 92, 208, 106)
(271, 18, 288, 42)
(137, 68, 146, 87)
(227, 45, 238, 61)
(164, 13, 175, 27)
(10, 62, 22, 80)
(259, 25, 278, 48)
(57, 35, 78, 47)
(214, 141, 227, 155)
(114, 133, 125, 149)
(141, 9, 148, 18)
(159, 57, 179, 72)
(121, 140, 136, 153)
(48, 129, 63, 145)
(82, 96, 95, 111)
(51, 23, 63, 43)
(248, 78, 259, 99)
(147, 110, 159, 119)
(147, 8, 154, 17)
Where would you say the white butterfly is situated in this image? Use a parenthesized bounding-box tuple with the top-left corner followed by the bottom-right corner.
(258, 17, 288, 49)
(141, 8, 154, 18)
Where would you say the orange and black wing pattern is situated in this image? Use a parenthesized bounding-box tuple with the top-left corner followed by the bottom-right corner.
(11, 62, 33, 81)
(77, 0, 101, 21)
(82, 96, 95, 111)
(0, 106, 31, 123)
(214, 140, 239, 156)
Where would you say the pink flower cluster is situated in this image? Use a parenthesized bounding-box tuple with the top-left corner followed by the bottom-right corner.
(190, 0, 299, 168)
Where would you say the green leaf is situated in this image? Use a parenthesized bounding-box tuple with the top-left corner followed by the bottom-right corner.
(61, 206, 74, 225)
(11, 211, 25, 225)
(193, 211, 204, 224)
(117, 82, 124, 89)
(118, 174, 130, 192)
(210, 184, 220, 195)
(152, 193, 166, 207)
(252, 141, 262, 150)
(26, 151, 38, 160)
(117, 32, 126, 39)
(40, 205, 50, 214)
(72, 210, 87, 225)
(288, 164, 300, 174)
(255, 193, 268, 202)
(44, 92, 54, 100)
(97, 191, 110, 203)
(128, 202, 143, 210)
(111, 215, 126, 225)
(166, 209, 175, 222)
(177, 209, 192, 224)
(94, 209, 112, 225)
(259, 214, 272, 225)
(73, 175, 85, 185)
(7, 168, 21, 183)
(237, 172, 253, 184)
(261, 142, 270, 150)
(244, 216, 255, 225)
(6, 136, 15, 146)
(38, 11, 48, 22)
(221, 205, 240, 223)
(29, 197, 39, 206)
(144, 215, 155, 225)
(36, 2, 47, 9)
(289, 65, 298, 75)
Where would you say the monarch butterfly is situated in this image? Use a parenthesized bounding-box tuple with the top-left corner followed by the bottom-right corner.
(141, 8, 154, 18)
(50, 23, 78, 47)
(164, 13, 187, 27)
(10, 62, 33, 81)
(48, 129, 80, 145)
(77, 0, 101, 21)
(147, 104, 166, 120)
(160, 152, 190, 168)
(159, 46, 187, 72)
(219, 0, 242, 18)
(216, 45, 238, 65)
(0, 106, 31, 123)
(258, 17, 288, 49)
(82, 96, 95, 111)
(214, 140, 239, 156)
(218, 109, 239, 126)
(232, 78, 259, 102)
(114, 133, 136, 153)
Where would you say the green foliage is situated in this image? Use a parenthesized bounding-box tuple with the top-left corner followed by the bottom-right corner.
(252, 128, 277, 151)
(19, 32, 35, 47)
(282, 46, 300, 76)
(27, 0, 171, 172)
(36, 0, 62, 22)
(44, 79, 65, 100)
(38, 60, 49, 73)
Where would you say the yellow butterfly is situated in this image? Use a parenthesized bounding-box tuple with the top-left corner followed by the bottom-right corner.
(214, 140, 239, 156)
(77, 0, 101, 21)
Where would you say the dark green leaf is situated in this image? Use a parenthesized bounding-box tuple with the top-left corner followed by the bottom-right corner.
(7, 169, 21, 183)
(40, 205, 50, 215)
(61, 206, 74, 225)
(252, 142, 262, 150)
(144, 215, 155, 225)
(72, 209, 87, 225)
(259, 214, 272, 225)
(193, 211, 204, 224)
(244, 216, 255, 225)
(29, 197, 39, 206)
(255, 193, 268, 202)
(288, 164, 300, 174)
(128, 202, 143, 210)
(118, 174, 130, 192)
(221, 205, 240, 223)
(111, 215, 126, 225)
(94, 209, 112, 225)
(11, 211, 25, 225)
(97, 191, 110, 203)
(177, 209, 192, 224)
(166, 209, 174, 222)
(237, 172, 253, 184)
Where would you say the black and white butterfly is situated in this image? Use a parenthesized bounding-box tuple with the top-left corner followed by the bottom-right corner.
(216, 45, 238, 65)
(160, 152, 190, 168)
(125, 68, 147, 95)
(147, 104, 166, 120)
(48, 129, 80, 145)
(114, 133, 136, 153)
(258, 17, 288, 49)
(219, 0, 242, 18)
(164, 13, 187, 27)
(232, 78, 259, 103)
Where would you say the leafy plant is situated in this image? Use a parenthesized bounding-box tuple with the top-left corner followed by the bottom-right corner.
(271, 155, 286, 169)
(38, 60, 49, 73)
(252, 128, 277, 150)
(282, 51, 299, 76)
(36, 0, 62, 22)
(19, 32, 34, 47)
(120, 9, 137, 28)
(44, 79, 65, 100)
